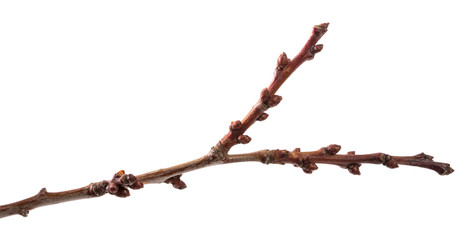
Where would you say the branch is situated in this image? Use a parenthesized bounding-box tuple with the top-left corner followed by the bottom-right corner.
(0, 23, 453, 219)
(0, 170, 143, 218)
(0, 145, 453, 218)
(226, 145, 454, 176)
(217, 23, 329, 151)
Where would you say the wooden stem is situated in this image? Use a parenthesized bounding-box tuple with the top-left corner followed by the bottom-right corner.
(218, 23, 329, 150)
(0, 23, 453, 219)
(0, 144, 453, 219)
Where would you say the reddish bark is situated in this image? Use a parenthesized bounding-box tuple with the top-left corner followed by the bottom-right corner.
(0, 23, 453, 219)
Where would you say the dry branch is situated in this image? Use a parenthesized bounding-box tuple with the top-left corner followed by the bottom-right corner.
(0, 23, 453, 219)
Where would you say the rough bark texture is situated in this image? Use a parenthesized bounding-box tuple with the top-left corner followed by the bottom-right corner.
(0, 23, 453, 219)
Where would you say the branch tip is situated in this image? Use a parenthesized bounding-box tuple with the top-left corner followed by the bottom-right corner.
(314, 22, 329, 33)
(442, 165, 454, 175)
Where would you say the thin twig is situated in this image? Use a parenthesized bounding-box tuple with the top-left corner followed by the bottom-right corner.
(0, 23, 453, 219)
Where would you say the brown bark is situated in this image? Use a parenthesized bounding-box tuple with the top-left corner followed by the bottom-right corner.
(0, 23, 453, 219)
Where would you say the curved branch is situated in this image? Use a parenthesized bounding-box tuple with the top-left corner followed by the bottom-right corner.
(0, 144, 453, 219)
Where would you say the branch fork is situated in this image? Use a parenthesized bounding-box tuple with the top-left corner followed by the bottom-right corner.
(0, 23, 453, 219)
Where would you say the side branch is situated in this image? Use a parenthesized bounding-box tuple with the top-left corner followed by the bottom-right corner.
(227, 144, 454, 176)
(217, 23, 329, 151)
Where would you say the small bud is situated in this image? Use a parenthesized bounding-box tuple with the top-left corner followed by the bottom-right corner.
(130, 180, 144, 190)
(164, 175, 187, 190)
(277, 52, 291, 70)
(380, 154, 398, 168)
(347, 151, 356, 155)
(257, 113, 269, 121)
(303, 169, 313, 174)
(113, 170, 126, 179)
(107, 183, 119, 194)
(293, 148, 301, 152)
(260, 88, 270, 103)
(230, 120, 242, 131)
(173, 181, 187, 190)
(300, 155, 318, 174)
(238, 135, 251, 144)
(326, 144, 341, 155)
(115, 188, 130, 198)
(90, 180, 109, 196)
(385, 159, 399, 169)
(121, 174, 137, 185)
(415, 152, 434, 161)
(268, 95, 282, 107)
(379, 153, 391, 164)
(120, 175, 129, 185)
(309, 162, 319, 171)
(311, 44, 324, 54)
(19, 209, 29, 217)
(348, 164, 361, 175)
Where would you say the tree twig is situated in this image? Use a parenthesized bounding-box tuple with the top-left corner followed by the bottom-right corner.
(0, 23, 453, 219)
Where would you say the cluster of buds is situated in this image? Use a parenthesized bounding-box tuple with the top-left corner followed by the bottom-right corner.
(229, 120, 252, 145)
(89, 170, 144, 198)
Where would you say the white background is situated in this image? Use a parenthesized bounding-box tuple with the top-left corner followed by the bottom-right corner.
(1, 1, 471, 239)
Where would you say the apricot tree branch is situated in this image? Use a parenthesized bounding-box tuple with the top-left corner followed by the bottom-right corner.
(0, 170, 144, 218)
(217, 23, 329, 151)
(226, 145, 454, 176)
(0, 23, 453, 220)
(0, 145, 453, 219)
